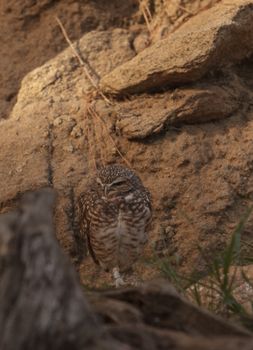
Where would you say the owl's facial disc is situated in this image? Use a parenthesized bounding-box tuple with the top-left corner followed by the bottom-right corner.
(109, 178, 133, 199)
(97, 176, 133, 201)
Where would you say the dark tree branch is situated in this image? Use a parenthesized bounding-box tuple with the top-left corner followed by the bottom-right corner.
(0, 189, 113, 350)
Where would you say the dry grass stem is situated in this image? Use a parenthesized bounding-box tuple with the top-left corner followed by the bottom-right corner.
(56, 17, 119, 171)
(139, 0, 152, 33)
(55, 16, 112, 105)
(92, 110, 106, 168)
(174, 3, 195, 15)
(88, 106, 132, 169)
(87, 121, 98, 172)
(83, 99, 97, 172)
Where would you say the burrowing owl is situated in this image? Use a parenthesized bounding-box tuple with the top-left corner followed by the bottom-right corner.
(77, 164, 152, 287)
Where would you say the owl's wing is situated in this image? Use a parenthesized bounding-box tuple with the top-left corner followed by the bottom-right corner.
(86, 233, 100, 265)
(77, 192, 100, 265)
(144, 190, 152, 232)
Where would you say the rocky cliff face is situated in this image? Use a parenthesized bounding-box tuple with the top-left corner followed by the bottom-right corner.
(1, 0, 253, 292)
(0, 0, 139, 119)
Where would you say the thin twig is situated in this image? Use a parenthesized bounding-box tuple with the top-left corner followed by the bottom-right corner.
(139, 0, 152, 33)
(55, 16, 97, 88)
(177, 4, 195, 15)
(145, 3, 152, 21)
(87, 118, 98, 172)
(88, 106, 132, 169)
(83, 98, 97, 172)
(55, 16, 112, 105)
(92, 110, 106, 168)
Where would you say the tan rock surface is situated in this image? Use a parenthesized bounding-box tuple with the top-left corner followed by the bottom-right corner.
(100, 1, 253, 94)
(0, 112, 49, 204)
(0, 0, 138, 119)
(109, 75, 245, 140)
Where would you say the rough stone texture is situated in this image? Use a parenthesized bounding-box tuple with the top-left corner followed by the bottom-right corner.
(108, 74, 246, 140)
(100, 0, 253, 94)
(0, 113, 49, 203)
(148, 0, 222, 43)
(0, 0, 139, 119)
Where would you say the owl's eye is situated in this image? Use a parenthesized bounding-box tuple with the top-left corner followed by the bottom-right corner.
(112, 180, 126, 187)
(111, 178, 127, 187)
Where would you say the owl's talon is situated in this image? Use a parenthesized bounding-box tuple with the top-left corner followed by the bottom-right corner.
(112, 267, 125, 288)
(115, 277, 125, 288)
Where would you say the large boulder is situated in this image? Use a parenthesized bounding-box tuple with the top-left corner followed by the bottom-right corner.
(0, 0, 138, 118)
(100, 0, 253, 94)
(106, 75, 246, 140)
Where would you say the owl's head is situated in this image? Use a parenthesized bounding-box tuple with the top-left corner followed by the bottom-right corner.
(96, 164, 143, 200)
